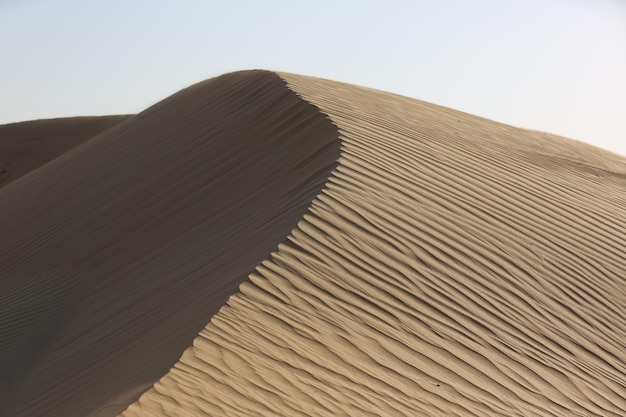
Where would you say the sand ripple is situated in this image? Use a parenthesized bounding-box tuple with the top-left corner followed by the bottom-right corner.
(123, 73, 625, 417)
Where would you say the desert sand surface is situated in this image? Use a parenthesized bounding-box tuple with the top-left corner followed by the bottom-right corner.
(0, 115, 131, 188)
(2, 71, 625, 417)
(0, 71, 339, 416)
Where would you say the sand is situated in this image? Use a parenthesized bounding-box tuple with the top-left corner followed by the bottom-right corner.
(0, 115, 130, 188)
(1, 71, 624, 417)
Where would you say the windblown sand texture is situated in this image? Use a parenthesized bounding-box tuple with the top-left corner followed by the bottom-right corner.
(2, 71, 625, 417)
(0, 72, 339, 416)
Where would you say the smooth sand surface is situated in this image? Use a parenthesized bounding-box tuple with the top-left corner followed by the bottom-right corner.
(2, 71, 625, 417)
(0, 115, 130, 188)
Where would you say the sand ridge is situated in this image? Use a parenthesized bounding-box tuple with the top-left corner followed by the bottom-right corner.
(0, 71, 339, 416)
(2, 70, 624, 417)
(119, 72, 625, 417)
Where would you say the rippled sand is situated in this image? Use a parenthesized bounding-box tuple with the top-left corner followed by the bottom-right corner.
(2, 71, 624, 417)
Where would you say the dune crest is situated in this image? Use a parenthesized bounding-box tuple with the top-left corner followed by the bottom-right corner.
(120, 72, 625, 417)
(0, 71, 339, 417)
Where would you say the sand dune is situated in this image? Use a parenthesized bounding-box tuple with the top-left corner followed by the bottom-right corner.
(2, 71, 625, 417)
(0, 115, 130, 188)
(0, 71, 339, 416)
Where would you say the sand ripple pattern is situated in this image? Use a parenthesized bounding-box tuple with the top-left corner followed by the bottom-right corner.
(1, 72, 339, 417)
(122, 73, 626, 417)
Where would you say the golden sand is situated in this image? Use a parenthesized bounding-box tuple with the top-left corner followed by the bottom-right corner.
(2, 71, 624, 417)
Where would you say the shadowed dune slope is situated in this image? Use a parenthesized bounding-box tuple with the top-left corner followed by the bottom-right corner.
(0, 115, 131, 188)
(0, 71, 340, 417)
(122, 73, 626, 417)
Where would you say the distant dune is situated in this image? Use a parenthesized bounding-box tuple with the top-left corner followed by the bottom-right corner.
(0, 115, 131, 188)
(1, 71, 624, 417)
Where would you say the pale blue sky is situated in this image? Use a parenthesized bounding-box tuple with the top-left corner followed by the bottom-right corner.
(1, 0, 625, 156)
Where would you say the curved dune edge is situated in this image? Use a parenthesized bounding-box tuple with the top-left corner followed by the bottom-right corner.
(0, 71, 340, 417)
(121, 73, 625, 417)
(0, 115, 131, 188)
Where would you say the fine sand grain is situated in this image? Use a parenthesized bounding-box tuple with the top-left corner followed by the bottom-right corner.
(2, 71, 625, 417)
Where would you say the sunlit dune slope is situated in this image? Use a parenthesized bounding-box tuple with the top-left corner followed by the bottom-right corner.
(0, 115, 130, 188)
(122, 72, 626, 417)
(0, 71, 340, 417)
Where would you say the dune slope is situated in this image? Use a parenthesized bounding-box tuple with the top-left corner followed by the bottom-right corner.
(0, 71, 340, 417)
(121, 73, 626, 417)
(0, 115, 130, 188)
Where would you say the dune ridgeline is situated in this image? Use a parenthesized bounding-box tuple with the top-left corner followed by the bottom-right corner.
(0, 70, 624, 417)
